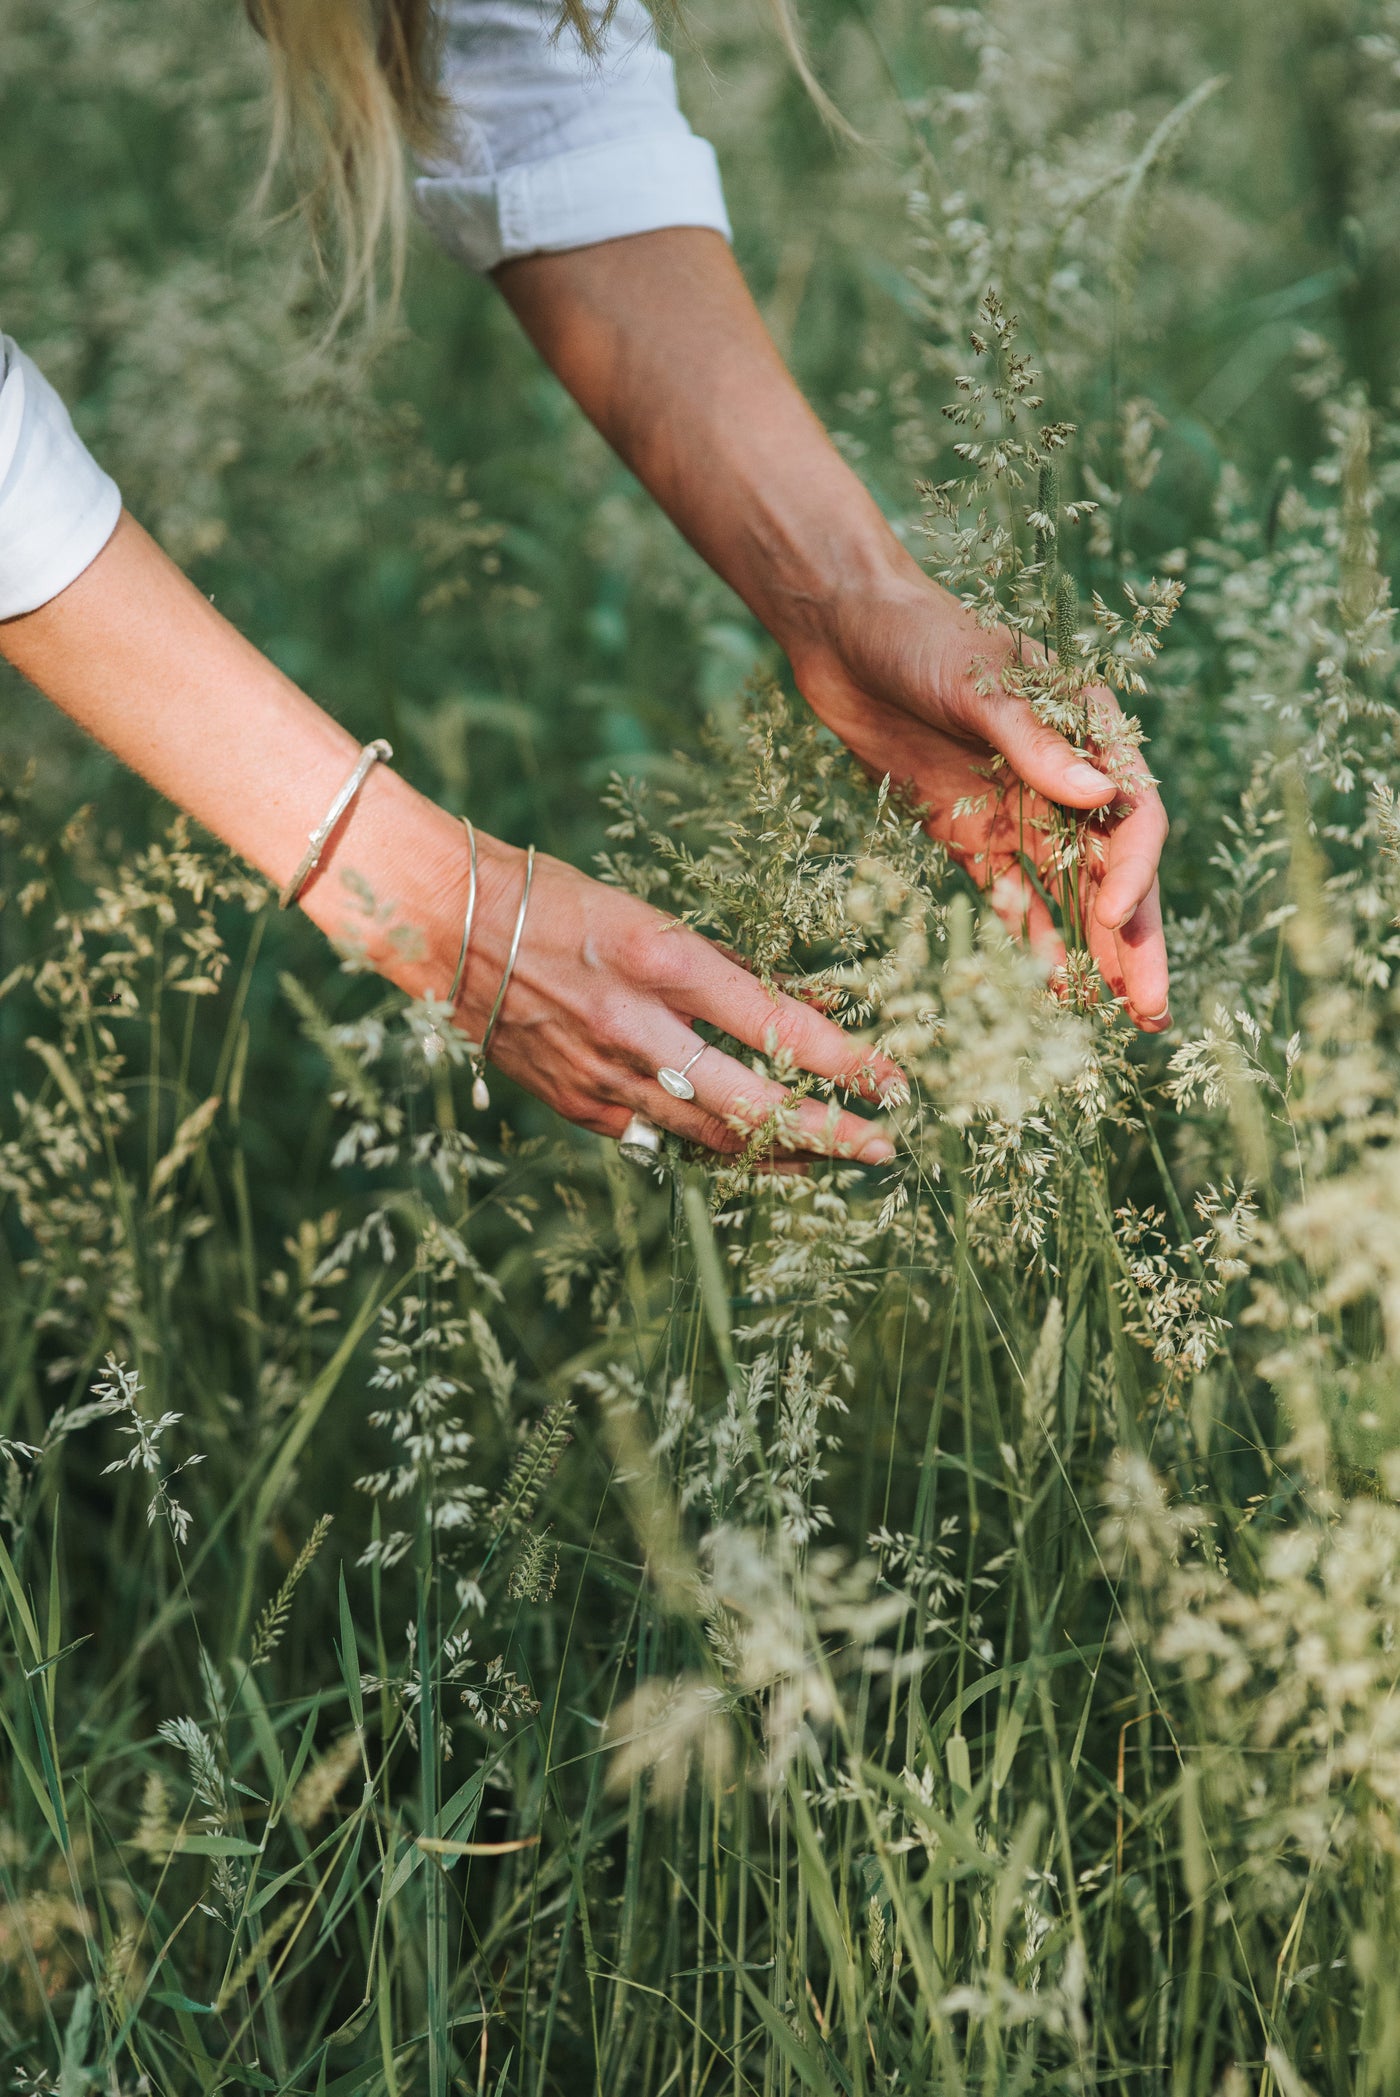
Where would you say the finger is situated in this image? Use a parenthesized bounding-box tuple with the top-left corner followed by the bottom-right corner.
(1081, 877, 1169, 1031)
(581, 1019, 747, 1155)
(596, 1096, 816, 1172)
(680, 945, 902, 1099)
(693, 1049, 896, 1164)
(1085, 906, 1128, 1007)
(594, 1089, 747, 1157)
(971, 687, 1118, 812)
(1114, 879, 1171, 1030)
(1093, 790, 1170, 933)
(615, 1021, 893, 1162)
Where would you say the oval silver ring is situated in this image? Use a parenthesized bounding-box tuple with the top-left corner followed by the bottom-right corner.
(656, 1042, 707, 1102)
(618, 1112, 664, 1165)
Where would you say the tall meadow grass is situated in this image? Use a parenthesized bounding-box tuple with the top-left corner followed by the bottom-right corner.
(4, 0, 1400, 2090)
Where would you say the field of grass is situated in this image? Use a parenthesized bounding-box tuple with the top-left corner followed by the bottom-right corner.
(4, 0, 1400, 2090)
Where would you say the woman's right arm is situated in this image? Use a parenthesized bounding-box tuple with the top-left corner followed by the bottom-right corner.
(1, 483, 894, 1162)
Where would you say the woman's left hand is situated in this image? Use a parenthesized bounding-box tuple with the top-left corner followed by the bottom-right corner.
(496, 231, 1170, 1030)
(789, 571, 1172, 1030)
(454, 835, 903, 1163)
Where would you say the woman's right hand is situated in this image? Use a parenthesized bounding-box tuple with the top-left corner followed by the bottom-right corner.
(0, 507, 886, 1164)
(0, 513, 895, 1163)
(453, 833, 899, 1164)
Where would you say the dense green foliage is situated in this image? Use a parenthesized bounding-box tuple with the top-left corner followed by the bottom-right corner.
(6, 1, 1400, 2091)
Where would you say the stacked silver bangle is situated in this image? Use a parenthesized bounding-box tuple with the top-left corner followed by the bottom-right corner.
(449, 819, 535, 1111)
(283, 753, 538, 1115)
(444, 824, 693, 1159)
(448, 816, 479, 1012)
(285, 764, 675, 1157)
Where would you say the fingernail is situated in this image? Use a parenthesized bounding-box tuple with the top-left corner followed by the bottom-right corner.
(1067, 762, 1113, 798)
(864, 1137, 897, 1165)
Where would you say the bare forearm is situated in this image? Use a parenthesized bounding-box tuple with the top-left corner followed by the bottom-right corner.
(495, 229, 921, 659)
(0, 513, 480, 994)
(496, 228, 1172, 1025)
(0, 511, 899, 1159)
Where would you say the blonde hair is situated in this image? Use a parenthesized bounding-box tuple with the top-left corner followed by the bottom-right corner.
(247, 0, 446, 323)
(249, 0, 843, 322)
(249, 0, 631, 320)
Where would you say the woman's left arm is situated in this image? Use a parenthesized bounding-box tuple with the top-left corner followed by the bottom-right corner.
(494, 228, 1171, 1030)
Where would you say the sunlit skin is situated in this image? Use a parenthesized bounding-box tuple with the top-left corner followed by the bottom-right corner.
(795, 608, 1170, 1020)
(0, 518, 899, 1165)
(0, 224, 1169, 1175)
(498, 228, 1170, 1028)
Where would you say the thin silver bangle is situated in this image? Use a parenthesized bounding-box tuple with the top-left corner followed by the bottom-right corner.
(470, 843, 535, 1112)
(278, 739, 393, 911)
(448, 817, 478, 1009)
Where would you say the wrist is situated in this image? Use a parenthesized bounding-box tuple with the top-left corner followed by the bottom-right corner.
(296, 768, 525, 1024)
(748, 489, 927, 678)
(779, 547, 943, 703)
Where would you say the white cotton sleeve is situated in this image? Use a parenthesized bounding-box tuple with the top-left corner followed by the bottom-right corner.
(0, 336, 122, 622)
(414, 0, 732, 273)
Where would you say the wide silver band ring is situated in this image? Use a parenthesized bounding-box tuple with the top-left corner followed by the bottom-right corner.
(618, 1112, 664, 1166)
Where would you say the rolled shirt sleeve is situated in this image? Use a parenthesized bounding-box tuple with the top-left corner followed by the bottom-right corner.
(414, 0, 731, 273)
(0, 337, 122, 621)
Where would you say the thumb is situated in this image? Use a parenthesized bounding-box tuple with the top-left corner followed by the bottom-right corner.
(976, 693, 1116, 811)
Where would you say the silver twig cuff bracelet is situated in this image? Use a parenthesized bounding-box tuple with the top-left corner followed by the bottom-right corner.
(278, 738, 393, 912)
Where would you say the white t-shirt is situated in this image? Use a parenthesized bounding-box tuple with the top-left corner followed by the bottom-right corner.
(0, 0, 729, 622)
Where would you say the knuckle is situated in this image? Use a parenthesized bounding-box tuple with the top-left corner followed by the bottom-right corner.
(725, 1092, 769, 1136)
(764, 1009, 800, 1062)
(944, 680, 994, 737)
(611, 931, 658, 985)
(747, 996, 788, 1056)
(591, 1068, 630, 1109)
(555, 1067, 616, 1126)
(648, 933, 700, 998)
(610, 911, 664, 983)
(594, 996, 639, 1058)
(694, 1112, 741, 1153)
